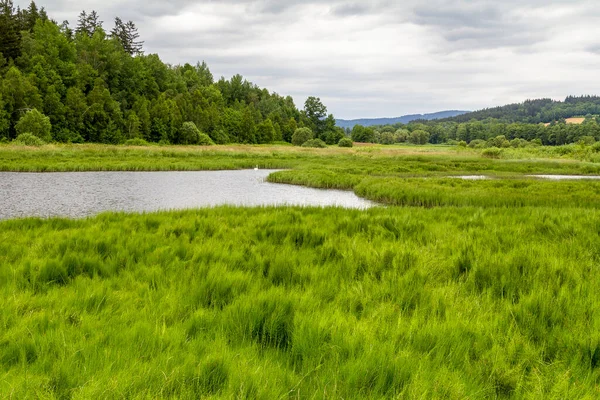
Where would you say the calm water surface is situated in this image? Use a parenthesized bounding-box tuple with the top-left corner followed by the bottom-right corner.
(0, 170, 374, 220)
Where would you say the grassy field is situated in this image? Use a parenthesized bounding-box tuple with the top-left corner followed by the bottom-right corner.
(2, 144, 600, 398)
(2, 207, 600, 398)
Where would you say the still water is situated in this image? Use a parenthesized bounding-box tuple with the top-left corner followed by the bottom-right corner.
(0, 170, 374, 220)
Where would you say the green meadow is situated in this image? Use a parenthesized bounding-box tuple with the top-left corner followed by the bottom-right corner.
(2, 144, 600, 398)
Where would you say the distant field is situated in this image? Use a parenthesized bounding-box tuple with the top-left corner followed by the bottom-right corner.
(544, 116, 589, 126)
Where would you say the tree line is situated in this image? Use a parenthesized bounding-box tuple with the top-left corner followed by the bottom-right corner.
(0, 1, 343, 145)
(440, 96, 600, 124)
(350, 116, 600, 147)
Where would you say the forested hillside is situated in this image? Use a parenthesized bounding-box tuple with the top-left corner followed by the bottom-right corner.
(442, 96, 600, 124)
(352, 96, 600, 146)
(0, 1, 342, 145)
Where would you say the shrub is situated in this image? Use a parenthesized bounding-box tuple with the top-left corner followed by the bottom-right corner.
(469, 139, 487, 149)
(351, 125, 375, 143)
(529, 138, 543, 147)
(15, 109, 52, 142)
(458, 141, 467, 147)
(395, 129, 409, 143)
(510, 138, 529, 148)
(12, 133, 46, 147)
(124, 138, 150, 146)
(198, 132, 215, 146)
(54, 129, 84, 143)
(338, 138, 353, 148)
(408, 130, 430, 145)
(580, 136, 596, 146)
(379, 132, 396, 145)
(180, 121, 216, 145)
(292, 128, 313, 146)
(488, 135, 510, 148)
(482, 147, 503, 159)
(591, 142, 600, 153)
(302, 139, 327, 148)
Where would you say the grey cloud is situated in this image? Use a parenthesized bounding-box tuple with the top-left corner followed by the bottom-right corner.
(330, 3, 371, 17)
(22, 0, 600, 118)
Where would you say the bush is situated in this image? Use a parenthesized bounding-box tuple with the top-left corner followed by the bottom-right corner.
(180, 121, 216, 145)
(15, 109, 52, 142)
(591, 142, 600, 153)
(338, 138, 353, 148)
(12, 133, 46, 147)
(54, 129, 84, 143)
(487, 135, 510, 148)
(302, 139, 327, 148)
(482, 147, 503, 159)
(198, 132, 215, 146)
(529, 138, 543, 147)
(408, 130, 430, 145)
(510, 138, 529, 148)
(124, 138, 150, 146)
(458, 141, 467, 147)
(379, 132, 396, 145)
(468, 139, 487, 149)
(580, 136, 596, 146)
(292, 128, 313, 146)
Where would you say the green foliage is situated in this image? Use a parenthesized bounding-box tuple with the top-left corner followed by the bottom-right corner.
(482, 147, 503, 159)
(197, 132, 215, 146)
(123, 138, 150, 146)
(338, 137, 353, 147)
(0, 5, 314, 145)
(15, 109, 51, 142)
(488, 135, 510, 148)
(12, 132, 46, 146)
(408, 129, 430, 145)
(301, 138, 327, 148)
(302, 96, 327, 135)
(291, 127, 313, 146)
(180, 121, 202, 145)
(469, 139, 486, 149)
(351, 125, 375, 143)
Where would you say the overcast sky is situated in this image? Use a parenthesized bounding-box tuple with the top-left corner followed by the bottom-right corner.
(25, 0, 600, 119)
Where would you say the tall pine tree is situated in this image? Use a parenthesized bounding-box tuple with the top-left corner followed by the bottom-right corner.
(0, 0, 21, 61)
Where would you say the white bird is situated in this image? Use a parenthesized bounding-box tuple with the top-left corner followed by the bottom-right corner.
(254, 165, 259, 170)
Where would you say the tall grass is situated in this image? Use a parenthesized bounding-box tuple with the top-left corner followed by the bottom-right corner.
(2, 207, 600, 398)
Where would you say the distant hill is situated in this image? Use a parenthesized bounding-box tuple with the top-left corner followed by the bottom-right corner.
(441, 96, 600, 124)
(336, 110, 469, 129)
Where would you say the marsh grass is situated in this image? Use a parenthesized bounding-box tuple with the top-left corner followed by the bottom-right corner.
(3, 144, 600, 398)
(2, 207, 600, 398)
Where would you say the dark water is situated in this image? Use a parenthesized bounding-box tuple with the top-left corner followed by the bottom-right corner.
(0, 170, 374, 220)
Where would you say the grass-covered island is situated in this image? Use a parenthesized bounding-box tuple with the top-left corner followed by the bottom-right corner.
(2, 143, 600, 398)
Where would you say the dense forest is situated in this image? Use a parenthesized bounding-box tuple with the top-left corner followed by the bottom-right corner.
(0, 1, 344, 145)
(441, 96, 600, 124)
(353, 96, 600, 147)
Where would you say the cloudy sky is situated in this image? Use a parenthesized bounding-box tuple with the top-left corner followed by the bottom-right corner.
(27, 0, 600, 119)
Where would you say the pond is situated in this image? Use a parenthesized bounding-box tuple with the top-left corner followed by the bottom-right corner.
(0, 170, 374, 220)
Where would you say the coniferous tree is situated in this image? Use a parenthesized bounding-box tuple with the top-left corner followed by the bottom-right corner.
(111, 17, 143, 56)
(0, 0, 21, 60)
